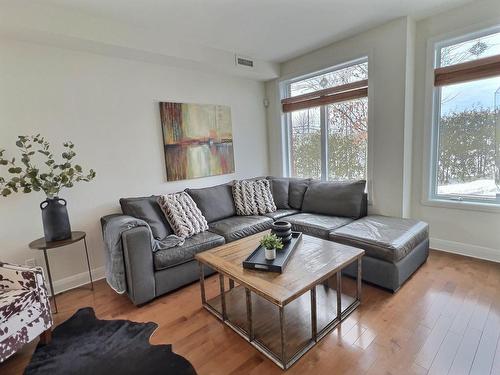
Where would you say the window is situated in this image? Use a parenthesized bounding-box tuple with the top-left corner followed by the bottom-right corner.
(430, 27, 500, 204)
(327, 97, 368, 180)
(289, 107, 321, 179)
(281, 58, 368, 181)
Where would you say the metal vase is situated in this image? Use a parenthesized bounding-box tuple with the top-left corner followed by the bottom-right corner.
(40, 197, 72, 241)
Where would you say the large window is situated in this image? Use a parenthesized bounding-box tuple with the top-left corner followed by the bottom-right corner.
(431, 27, 500, 204)
(282, 59, 368, 181)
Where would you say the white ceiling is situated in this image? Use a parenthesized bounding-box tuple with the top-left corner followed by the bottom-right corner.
(32, 0, 475, 63)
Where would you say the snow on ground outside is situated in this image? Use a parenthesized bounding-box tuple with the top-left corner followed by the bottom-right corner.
(438, 179, 499, 196)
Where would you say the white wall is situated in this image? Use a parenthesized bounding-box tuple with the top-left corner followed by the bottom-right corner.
(266, 17, 416, 217)
(0, 38, 269, 292)
(412, 0, 500, 261)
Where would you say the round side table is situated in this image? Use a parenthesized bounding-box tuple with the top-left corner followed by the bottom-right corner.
(28, 231, 94, 314)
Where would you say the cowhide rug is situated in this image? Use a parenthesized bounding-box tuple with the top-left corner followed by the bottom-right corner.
(24, 307, 197, 375)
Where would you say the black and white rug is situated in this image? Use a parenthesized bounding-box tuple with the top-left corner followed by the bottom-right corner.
(24, 307, 197, 375)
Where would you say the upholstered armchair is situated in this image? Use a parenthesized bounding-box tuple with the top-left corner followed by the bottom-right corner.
(0, 262, 53, 362)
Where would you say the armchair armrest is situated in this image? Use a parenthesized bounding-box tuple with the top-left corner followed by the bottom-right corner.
(0, 262, 53, 328)
(0, 262, 42, 292)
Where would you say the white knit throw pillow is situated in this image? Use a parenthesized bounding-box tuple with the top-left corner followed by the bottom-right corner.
(157, 192, 209, 238)
(232, 179, 277, 216)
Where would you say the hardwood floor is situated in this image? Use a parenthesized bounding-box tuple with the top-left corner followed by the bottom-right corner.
(2, 250, 500, 375)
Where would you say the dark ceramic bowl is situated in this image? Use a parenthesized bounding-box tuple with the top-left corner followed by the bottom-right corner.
(271, 221, 292, 243)
(273, 229, 292, 238)
(272, 221, 292, 232)
(279, 233, 293, 243)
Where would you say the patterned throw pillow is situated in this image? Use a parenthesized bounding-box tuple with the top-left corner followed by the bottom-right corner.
(157, 192, 209, 239)
(232, 179, 277, 216)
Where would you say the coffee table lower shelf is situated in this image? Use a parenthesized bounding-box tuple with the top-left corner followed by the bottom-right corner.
(198, 265, 361, 370)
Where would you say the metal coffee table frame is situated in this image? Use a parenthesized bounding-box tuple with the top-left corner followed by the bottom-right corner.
(197, 256, 362, 370)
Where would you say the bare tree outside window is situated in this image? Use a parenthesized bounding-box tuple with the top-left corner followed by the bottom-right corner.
(287, 61, 368, 181)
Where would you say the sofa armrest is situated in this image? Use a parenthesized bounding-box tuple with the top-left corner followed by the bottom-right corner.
(121, 227, 156, 305)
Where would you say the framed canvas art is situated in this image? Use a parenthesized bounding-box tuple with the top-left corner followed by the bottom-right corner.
(159, 102, 235, 181)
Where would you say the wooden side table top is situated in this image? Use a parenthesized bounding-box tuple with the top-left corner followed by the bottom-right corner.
(28, 231, 86, 250)
(195, 231, 364, 307)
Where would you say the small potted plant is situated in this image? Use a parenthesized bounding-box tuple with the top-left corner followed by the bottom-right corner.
(260, 233, 284, 261)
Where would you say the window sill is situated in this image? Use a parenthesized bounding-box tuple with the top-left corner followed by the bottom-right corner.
(422, 197, 500, 214)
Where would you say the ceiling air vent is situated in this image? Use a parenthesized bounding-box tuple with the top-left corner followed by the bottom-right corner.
(235, 55, 254, 69)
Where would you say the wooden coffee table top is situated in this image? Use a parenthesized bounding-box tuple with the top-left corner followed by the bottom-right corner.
(196, 231, 364, 307)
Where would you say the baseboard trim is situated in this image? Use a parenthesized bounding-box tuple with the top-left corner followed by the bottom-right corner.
(51, 266, 105, 295)
(430, 238, 500, 263)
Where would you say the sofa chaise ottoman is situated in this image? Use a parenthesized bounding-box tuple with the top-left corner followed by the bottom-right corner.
(330, 215, 429, 291)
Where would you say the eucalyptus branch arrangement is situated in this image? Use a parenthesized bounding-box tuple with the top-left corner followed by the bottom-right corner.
(0, 135, 96, 198)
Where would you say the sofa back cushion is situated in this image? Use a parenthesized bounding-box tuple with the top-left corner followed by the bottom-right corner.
(302, 180, 366, 218)
(288, 178, 311, 209)
(186, 183, 236, 223)
(120, 196, 173, 239)
(267, 177, 291, 209)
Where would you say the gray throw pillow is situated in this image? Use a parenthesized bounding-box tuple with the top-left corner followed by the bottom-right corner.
(267, 177, 291, 209)
(288, 178, 311, 209)
(120, 196, 173, 240)
(186, 183, 236, 223)
(302, 180, 366, 218)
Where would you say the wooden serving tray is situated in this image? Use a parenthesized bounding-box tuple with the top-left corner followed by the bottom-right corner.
(242, 232, 303, 273)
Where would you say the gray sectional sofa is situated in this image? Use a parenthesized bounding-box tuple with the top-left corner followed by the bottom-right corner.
(101, 177, 429, 305)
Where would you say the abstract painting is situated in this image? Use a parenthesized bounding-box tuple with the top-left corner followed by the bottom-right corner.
(159, 102, 235, 181)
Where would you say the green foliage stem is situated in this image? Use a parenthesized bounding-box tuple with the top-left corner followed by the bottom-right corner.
(0, 135, 96, 198)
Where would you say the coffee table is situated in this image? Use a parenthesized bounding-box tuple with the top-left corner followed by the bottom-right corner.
(195, 232, 364, 369)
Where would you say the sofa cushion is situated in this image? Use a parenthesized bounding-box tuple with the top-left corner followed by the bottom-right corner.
(302, 180, 366, 219)
(208, 216, 273, 242)
(286, 213, 353, 239)
(186, 184, 236, 223)
(153, 231, 225, 271)
(120, 196, 172, 240)
(329, 215, 429, 263)
(264, 209, 300, 220)
(267, 177, 291, 209)
(288, 178, 311, 209)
